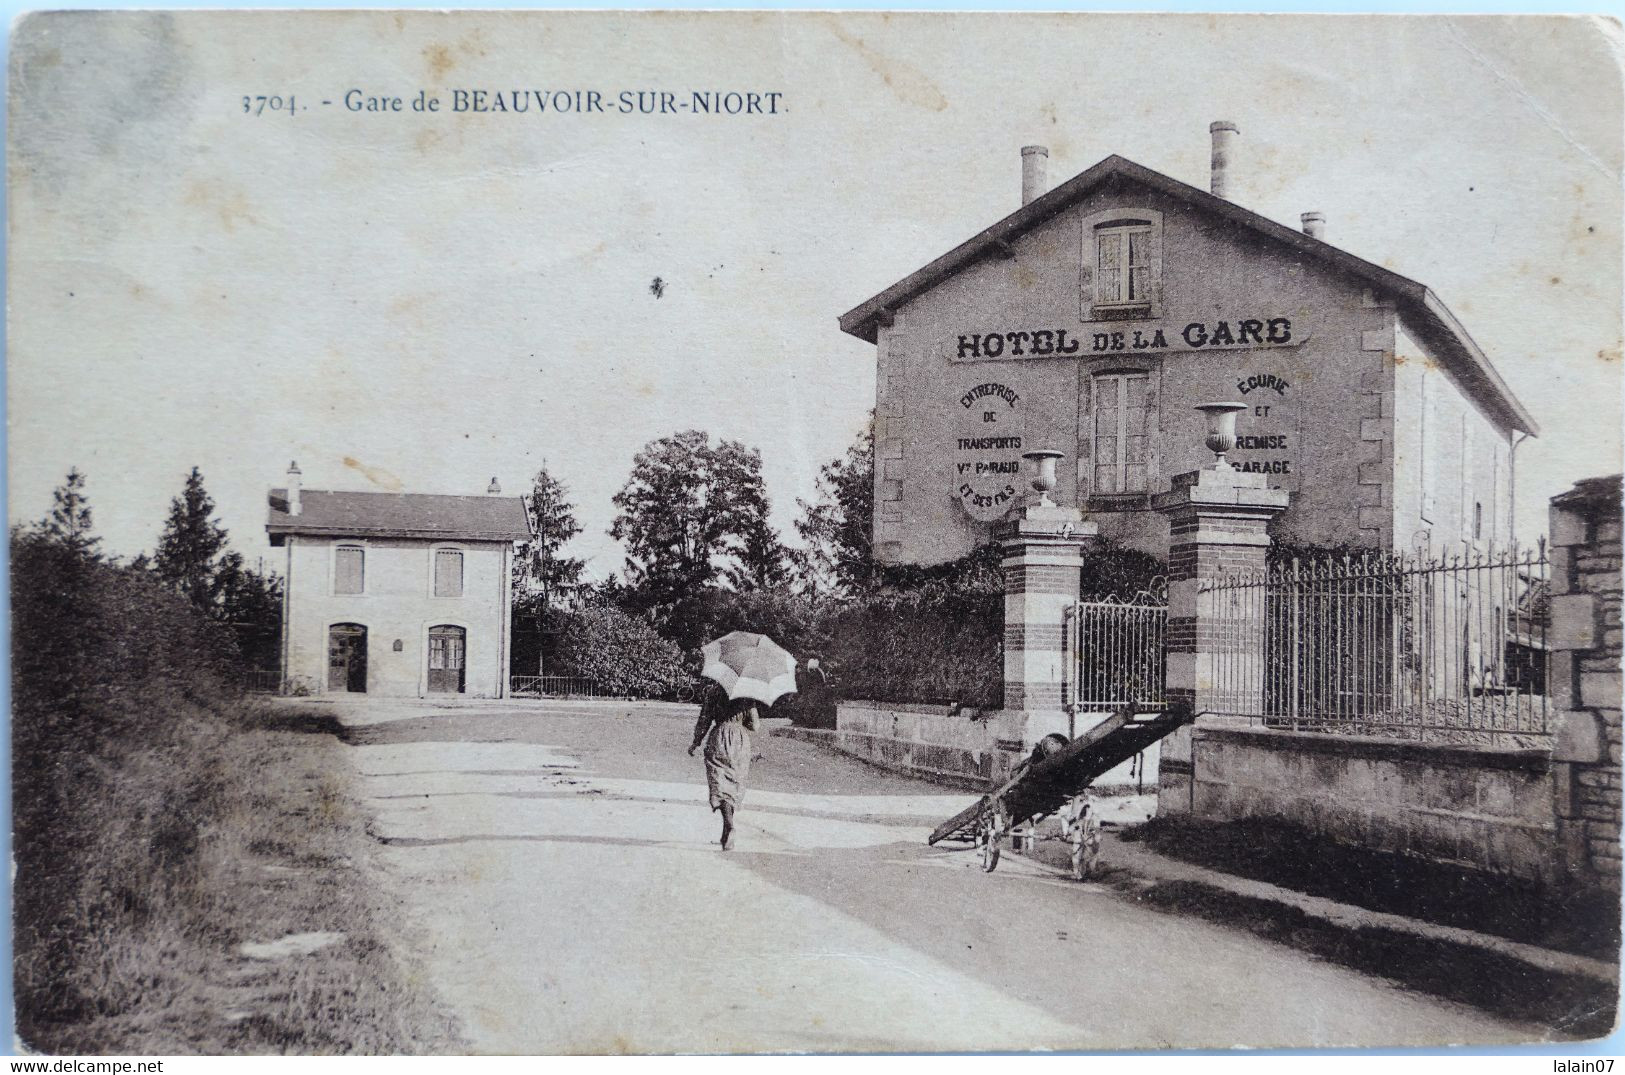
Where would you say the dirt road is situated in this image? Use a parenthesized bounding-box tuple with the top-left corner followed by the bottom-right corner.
(326, 698, 1539, 1053)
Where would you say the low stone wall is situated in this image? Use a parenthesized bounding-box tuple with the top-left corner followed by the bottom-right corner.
(822, 701, 1161, 790)
(1165, 721, 1557, 882)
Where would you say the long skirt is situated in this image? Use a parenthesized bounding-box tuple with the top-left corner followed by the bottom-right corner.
(704, 718, 752, 811)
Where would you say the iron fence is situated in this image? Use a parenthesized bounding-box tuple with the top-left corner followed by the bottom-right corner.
(245, 669, 282, 693)
(509, 675, 609, 699)
(1202, 545, 1549, 743)
(1067, 581, 1168, 712)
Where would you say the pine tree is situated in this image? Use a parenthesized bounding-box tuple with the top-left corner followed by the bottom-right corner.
(154, 467, 231, 613)
(39, 467, 101, 559)
(516, 464, 587, 608)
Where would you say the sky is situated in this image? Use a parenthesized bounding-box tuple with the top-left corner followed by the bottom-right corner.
(8, 12, 1622, 578)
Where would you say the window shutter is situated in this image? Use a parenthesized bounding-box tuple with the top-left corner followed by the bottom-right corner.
(1096, 230, 1123, 304)
(335, 547, 364, 594)
(1149, 225, 1165, 306)
(435, 549, 464, 597)
(1078, 230, 1096, 311)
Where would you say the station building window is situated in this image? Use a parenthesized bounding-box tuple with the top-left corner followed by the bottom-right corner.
(1092, 370, 1151, 495)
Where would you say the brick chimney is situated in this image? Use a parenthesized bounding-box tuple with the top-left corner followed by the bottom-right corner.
(286, 461, 302, 516)
(1021, 145, 1049, 206)
(1301, 211, 1326, 240)
(1209, 121, 1239, 199)
(487, 477, 502, 495)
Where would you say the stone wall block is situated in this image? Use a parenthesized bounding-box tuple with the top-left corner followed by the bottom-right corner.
(1550, 593, 1599, 651)
(1551, 508, 1591, 548)
(1581, 671, 1623, 711)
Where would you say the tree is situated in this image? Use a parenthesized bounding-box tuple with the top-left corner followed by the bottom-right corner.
(609, 431, 712, 605)
(214, 551, 284, 669)
(794, 417, 875, 595)
(154, 467, 231, 613)
(609, 430, 788, 647)
(515, 464, 586, 607)
(713, 440, 789, 592)
(38, 467, 101, 559)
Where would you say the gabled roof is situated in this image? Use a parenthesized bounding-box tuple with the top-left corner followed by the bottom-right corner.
(839, 154, 1537, 436)
(266, 489, 533, 544)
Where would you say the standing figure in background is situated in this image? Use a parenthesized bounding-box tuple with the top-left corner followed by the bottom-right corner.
(688, 684, 760, 850)
(797, 656, 835, 729)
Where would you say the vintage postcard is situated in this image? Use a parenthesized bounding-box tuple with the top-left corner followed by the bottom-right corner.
(8, 10, 1623, 1056)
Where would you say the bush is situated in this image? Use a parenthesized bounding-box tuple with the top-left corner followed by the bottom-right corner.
(804, 542, 1006, 709)
(1078, 538, 1166, 599)
(550, 604, 694, 698)
(821, 588, 1004, 709)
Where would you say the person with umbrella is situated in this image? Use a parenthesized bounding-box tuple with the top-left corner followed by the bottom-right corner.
(688, 631, 797, 850)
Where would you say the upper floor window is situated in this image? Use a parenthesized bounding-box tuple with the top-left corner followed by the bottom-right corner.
(1080, 209, 1164, 322)
(434, 549, 464, 598)
(334, 545, 365, 595)
(1093, 371, 1151, 495)
(1095, 223, 1153, 306)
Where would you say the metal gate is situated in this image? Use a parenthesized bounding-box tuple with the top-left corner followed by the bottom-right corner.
(1066, 582, 1168, 715)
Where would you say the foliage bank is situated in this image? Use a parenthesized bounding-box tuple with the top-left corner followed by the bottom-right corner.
(12, 530, 456, 1053)
(546, 603, 694, 698)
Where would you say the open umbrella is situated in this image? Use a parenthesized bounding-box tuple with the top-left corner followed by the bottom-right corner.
(701, 631, 798, 706)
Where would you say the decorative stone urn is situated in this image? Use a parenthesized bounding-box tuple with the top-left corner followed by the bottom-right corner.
(1021, 449, 1065, 508)
(1194, 402, 1249, 467)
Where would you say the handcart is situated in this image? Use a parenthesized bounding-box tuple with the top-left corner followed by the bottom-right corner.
(926, 702, 1192, 879)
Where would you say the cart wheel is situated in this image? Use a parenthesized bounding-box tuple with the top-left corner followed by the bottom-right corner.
(1069, 803, 1102, 881)
(976, 814, 1001, 873)
(976, 812, 1002, 873)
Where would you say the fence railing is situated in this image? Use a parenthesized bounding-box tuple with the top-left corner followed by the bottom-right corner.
(245, 669, 282, 693)
(509, 675, 609, 699)
(1202, 545, 1550, 743)
(1068, 585, 1169, 712)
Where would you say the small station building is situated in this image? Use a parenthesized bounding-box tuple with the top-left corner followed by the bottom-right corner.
(266, 464, 533, 697)
(840, 122, 1538, 566)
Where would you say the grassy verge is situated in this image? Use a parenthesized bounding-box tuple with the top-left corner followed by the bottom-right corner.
(15, 699, 462, 1054)
(1129, 879, 1618, 1040)
(1121, 816, 1621, 961)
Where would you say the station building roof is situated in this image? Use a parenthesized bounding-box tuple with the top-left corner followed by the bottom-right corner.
(266, 489, 533, 545)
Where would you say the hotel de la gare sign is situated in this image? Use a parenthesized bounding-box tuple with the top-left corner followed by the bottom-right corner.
(952, 314, 1302, 360)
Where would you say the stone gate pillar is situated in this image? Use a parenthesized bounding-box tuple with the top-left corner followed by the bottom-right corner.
(995, 504, 1097, 751)
(1152, 465, 1289, 815)
(1548, 476, 1624, 890)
